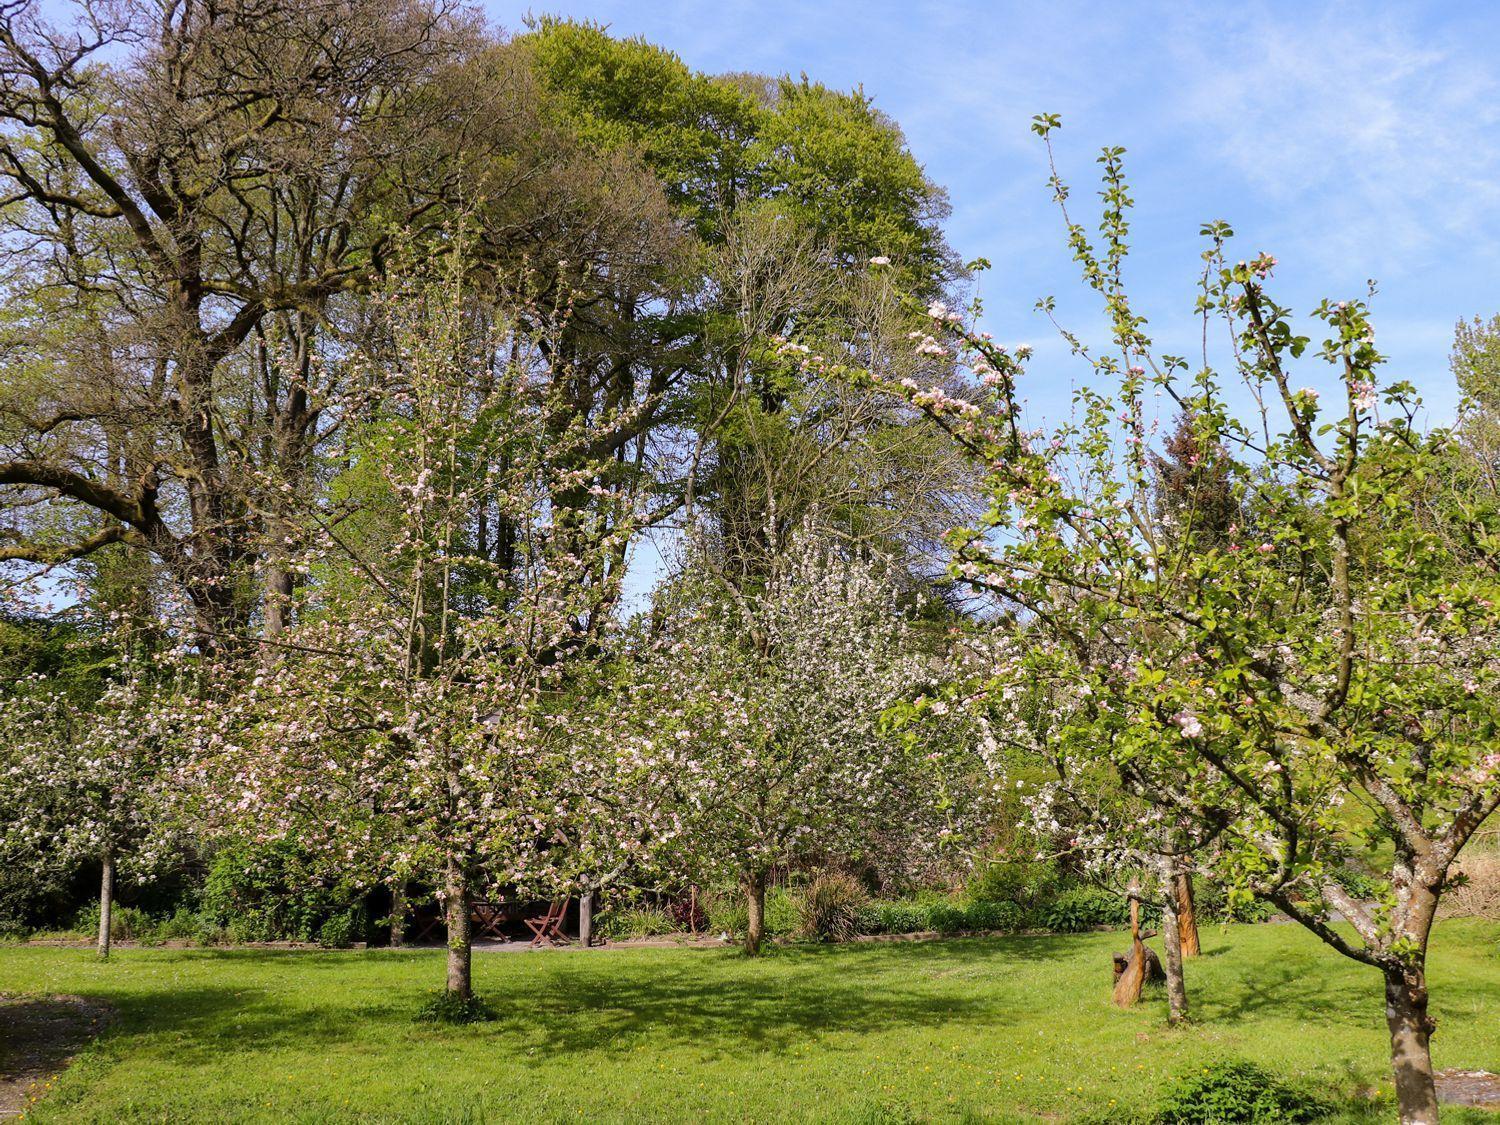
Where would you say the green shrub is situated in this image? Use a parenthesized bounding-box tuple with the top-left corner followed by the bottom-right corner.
(806, 892, 1050, 939)
(856, 898, 1027, 936)
(416, 991, 497, 1025)
(598, 904, 675, 940)
(1038, 886, 1135, 933)
(70, 903, 102, 940)
(967, 856, 1064, 911)
(74, 903, 158, 943)
(195, 918, 229, 945)
(156, 908, 201, 941)
(799, 872, 867, 942)
(316, 911, 360, 948)
(201, 841, 363, 943)
(1194, 882, 1277, 924)
(927, 903, 968, 933)
(764, 886, 798, 937)
(705, 890, 747, 937)
(1155, 1059, 1330, 1123)
(962, 900, 1024, 931)
(703, 884, 798, 940)
(863, 901, 929, 934)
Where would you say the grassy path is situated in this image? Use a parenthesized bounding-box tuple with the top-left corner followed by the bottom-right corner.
(0, 920, 1496, 1123)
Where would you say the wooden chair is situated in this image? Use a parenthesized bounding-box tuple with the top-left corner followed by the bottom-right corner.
(470, 900, 509, 942)
(414, 910, 445, 943)
(524, 898, 568, 948)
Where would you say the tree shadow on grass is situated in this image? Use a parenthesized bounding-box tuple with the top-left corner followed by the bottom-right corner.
(483, 934, 1119, 1060)
(476, 961, 1013, 1060)
(142, 947, 430, 970)
(145, 929, 1093, 970)
(54, 943, 1040, 1069)
(83, 976, 996, 1067)
(98, 983, 403, 1038)
(1193, 958, 1374, 1026)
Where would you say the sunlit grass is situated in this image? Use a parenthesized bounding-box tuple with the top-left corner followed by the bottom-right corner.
(2, 920, 1497, 1122)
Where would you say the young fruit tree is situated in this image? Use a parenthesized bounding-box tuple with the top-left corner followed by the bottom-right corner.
(851, 118, 1500, 1125)
(532, 672, 695, 949)
(194, 239, 659, 1004)
(934, 627, 1195, 1018)
(0, 659, 187, 958)
(636, 539, 972, 954)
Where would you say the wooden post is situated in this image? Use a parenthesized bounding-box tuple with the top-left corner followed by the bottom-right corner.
(579, 889, 594, 948)
(1174, 871, 1200, 957)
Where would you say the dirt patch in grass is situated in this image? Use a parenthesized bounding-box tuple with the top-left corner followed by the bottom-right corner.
(0, 994, 113, 1119)
(1436, 1068, 1500, 1108)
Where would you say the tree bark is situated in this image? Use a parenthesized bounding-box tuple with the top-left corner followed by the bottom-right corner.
(1385, 964, 1440, 1125)
(444, 860, 472, 1000)
(744, 871, 766, 956)
(97, 854, 114, 961)
(389, 882, 405, 949)
(1174, 871, 1200, 958)
(263, 563, 294, 637)
(579, 890, 594, 948)
(1159, 876, 1190, 1024)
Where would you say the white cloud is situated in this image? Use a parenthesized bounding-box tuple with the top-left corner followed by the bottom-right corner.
(1165, 5, 1500, 272)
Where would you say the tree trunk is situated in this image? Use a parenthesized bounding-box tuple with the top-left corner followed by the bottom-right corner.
(97, 854, 114, 961)
(1384, 964, 1440, 1125)
(744, 871, 766, 956)
(444, 860, 472, 1000)
(1174, 871, 1200, 958)
(1159, 876, 1190, 1024)
(389, 882, 405, 949)
(579, 890, 594, 948)
(263, 563, 294, 637)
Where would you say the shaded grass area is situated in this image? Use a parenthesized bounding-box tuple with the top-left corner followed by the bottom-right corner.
(0, 920, 1496, 1123)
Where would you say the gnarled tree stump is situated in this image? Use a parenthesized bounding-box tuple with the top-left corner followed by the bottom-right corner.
(1111, 888, 1163, 1006)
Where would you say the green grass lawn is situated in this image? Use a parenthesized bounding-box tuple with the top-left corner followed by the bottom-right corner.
(2, 920, 1498, 1123)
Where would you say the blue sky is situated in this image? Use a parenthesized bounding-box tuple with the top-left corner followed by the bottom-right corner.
(492, 0, 1500, 431)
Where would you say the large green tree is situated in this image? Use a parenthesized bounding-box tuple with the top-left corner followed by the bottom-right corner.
(522, 18, 972, 600)
(0, 3, 683, 651)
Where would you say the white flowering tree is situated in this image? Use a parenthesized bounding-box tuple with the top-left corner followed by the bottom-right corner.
(525, 670, 699, 947)
(841, 119, 1500, 1125)
(954, 632, 1201, 1019)
(635, 540, 972, 954)
(193, 239, 661, 1004)
(0, 661, 188, 958)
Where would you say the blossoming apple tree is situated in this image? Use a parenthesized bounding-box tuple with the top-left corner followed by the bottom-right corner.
(842, 118, 1500, 1125)
(194, 240, 667, 1003)
(0, 659, 188, 958)
(635, 539, 976, 954)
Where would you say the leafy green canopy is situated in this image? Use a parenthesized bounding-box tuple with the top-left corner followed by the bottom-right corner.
(520, 18, 955, 297)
